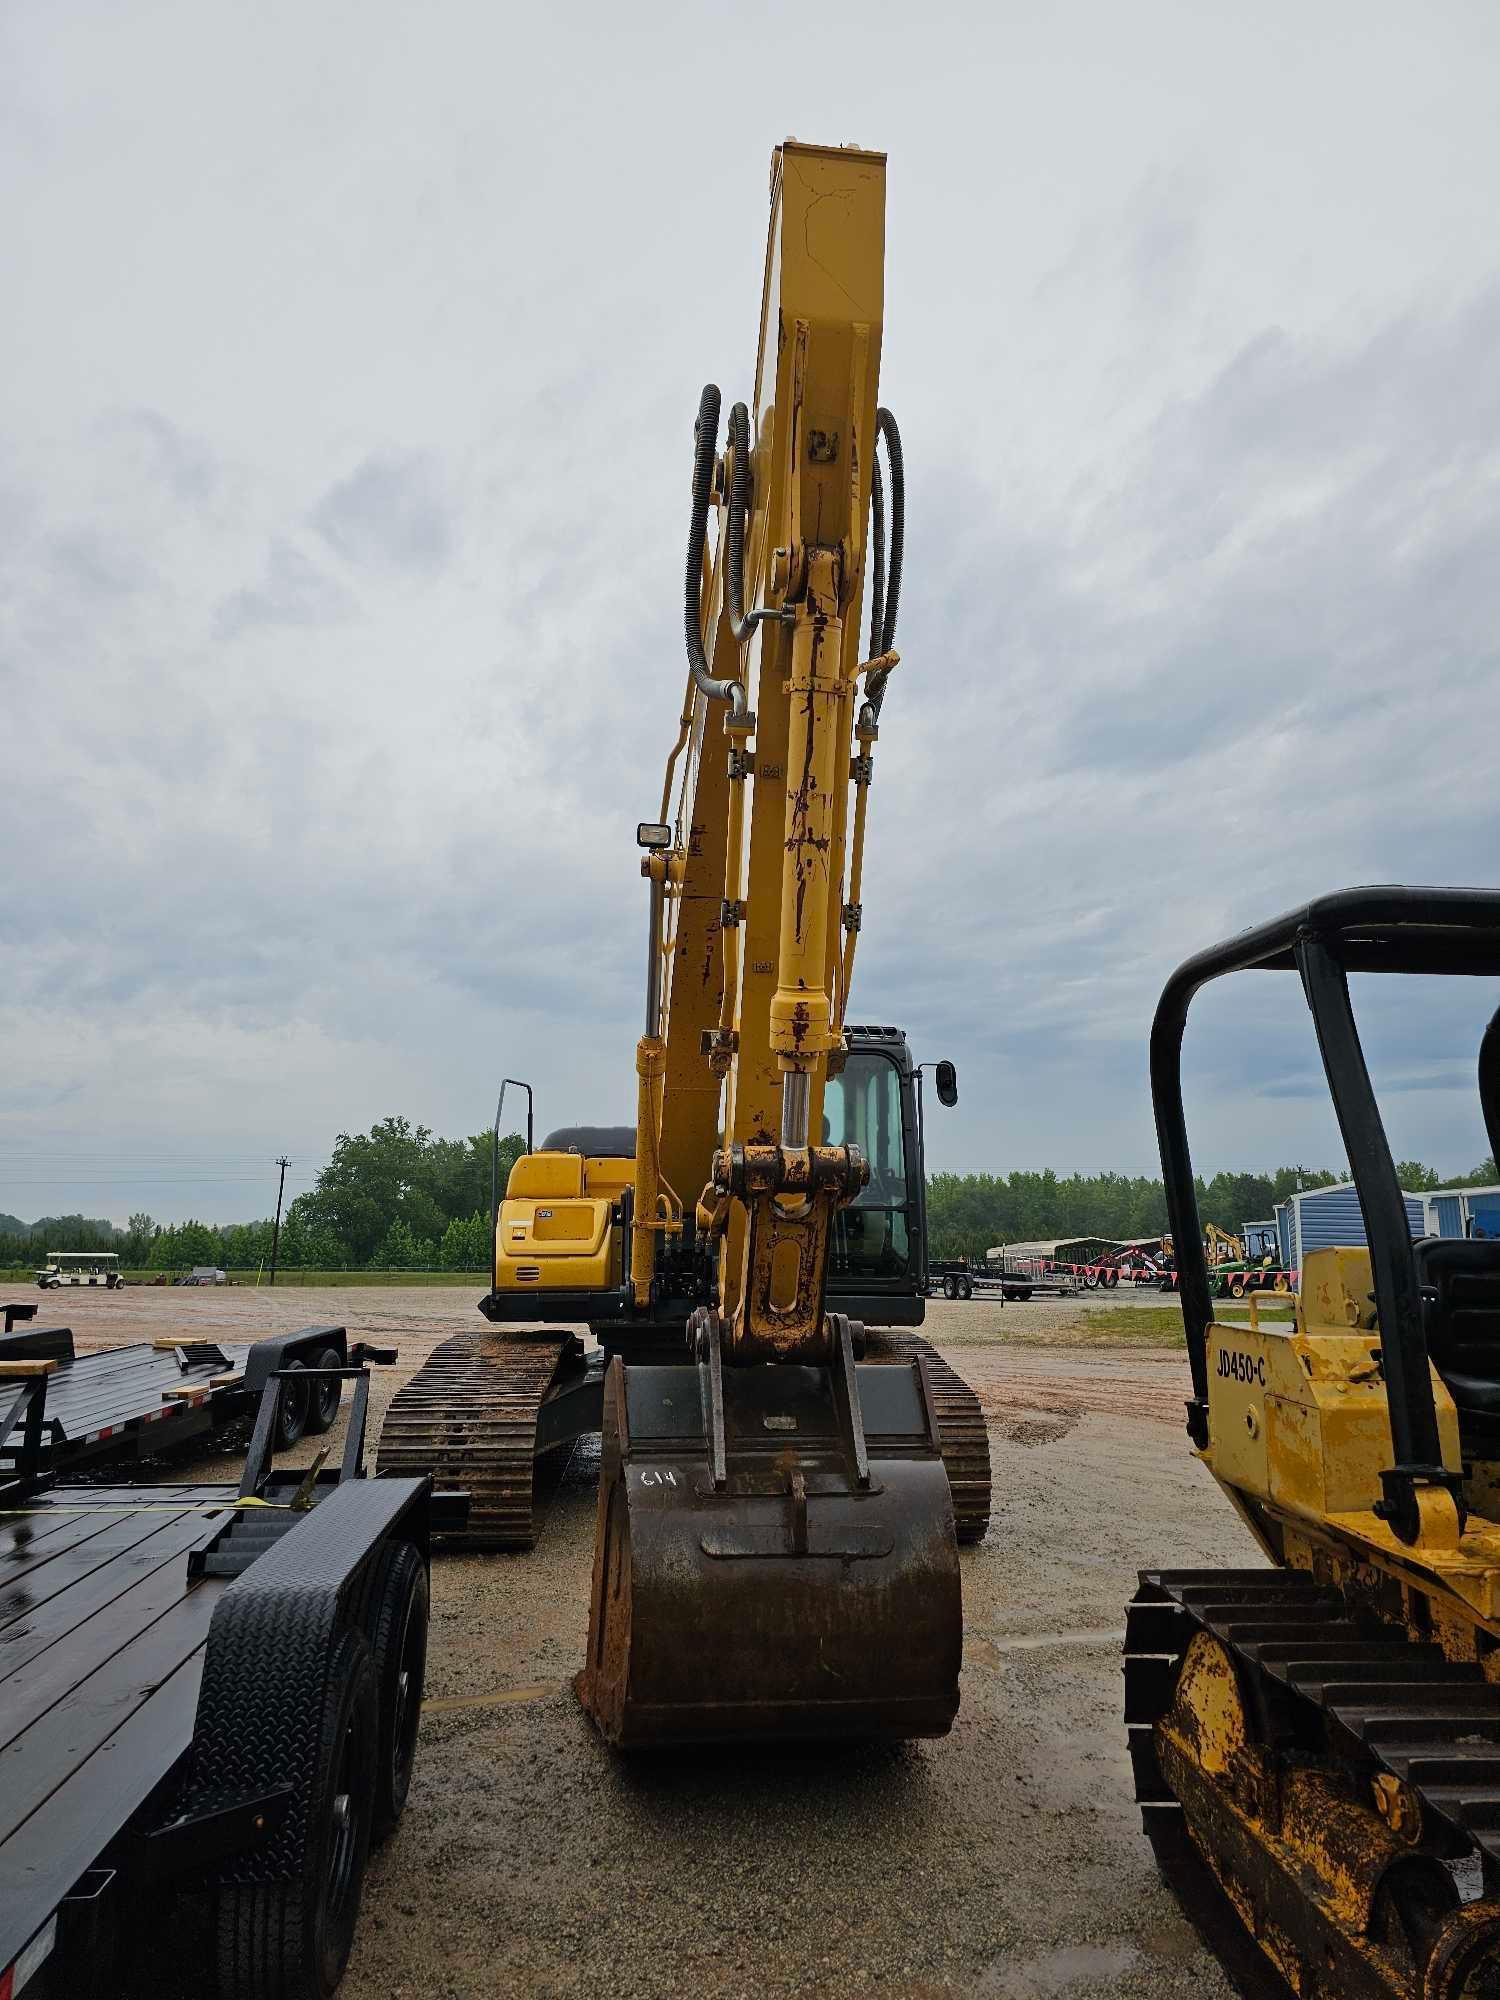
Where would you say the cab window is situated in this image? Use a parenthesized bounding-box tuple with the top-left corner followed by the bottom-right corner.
(823, 1052, 910, 1279)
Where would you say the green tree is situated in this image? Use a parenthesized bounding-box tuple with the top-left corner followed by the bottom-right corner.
(1393, 1160, 1443, 1191)
(149, 1220, 224, 1270)
(120, 1212, 157, 1264)
(439, 1210, 491, 1271)
(374, 1218, 437, 1270)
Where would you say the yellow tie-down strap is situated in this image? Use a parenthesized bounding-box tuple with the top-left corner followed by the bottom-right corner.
(0, 1496, 297, 1516)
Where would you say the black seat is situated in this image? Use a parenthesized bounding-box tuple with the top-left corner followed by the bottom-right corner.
(540, 1125, 637, 1158)
(1414, 1236, 1500, 1455)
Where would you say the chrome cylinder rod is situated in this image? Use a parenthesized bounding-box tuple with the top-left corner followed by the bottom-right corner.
(780, 1070, 811, 1149)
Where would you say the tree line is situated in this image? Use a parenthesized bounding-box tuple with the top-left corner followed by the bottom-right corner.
(3, 1118, 1495, 1274)
(924, 1156, 1498, 1261)
(0, 1119, 526, 1273)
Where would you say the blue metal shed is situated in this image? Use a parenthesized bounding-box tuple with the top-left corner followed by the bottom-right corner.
(1428, 1186, 1500, 1240)
(1283, 1182, 1427, 1271)
(1432, 1193, 1465, 1239)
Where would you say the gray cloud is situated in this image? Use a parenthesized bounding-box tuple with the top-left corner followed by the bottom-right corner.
(312, 452, 453, 574)
(214, 540, 353, 639)
(3, 1, 1500, 1221)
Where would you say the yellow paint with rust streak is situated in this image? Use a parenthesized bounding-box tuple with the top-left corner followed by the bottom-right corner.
(1208, 1248, 1500, 1627)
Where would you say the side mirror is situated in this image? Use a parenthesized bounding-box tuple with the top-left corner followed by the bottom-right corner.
(935, 1059, 958, 1108)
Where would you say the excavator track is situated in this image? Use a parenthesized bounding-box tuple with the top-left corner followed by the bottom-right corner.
(375, 1330, 575, 1549)
(1125, 1567, 1500, 1998)
(862, 1329, 991, 1543)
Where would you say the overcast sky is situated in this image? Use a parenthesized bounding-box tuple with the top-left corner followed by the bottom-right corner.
(4, 0, 1500, 1225)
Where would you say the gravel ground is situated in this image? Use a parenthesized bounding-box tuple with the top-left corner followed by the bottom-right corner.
(38, 1286, 1261, 1998)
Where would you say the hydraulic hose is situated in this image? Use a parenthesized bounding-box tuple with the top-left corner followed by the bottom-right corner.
(684, 385, 748, 723)
(864, 407, 904, 721)
(844, 406, 906, 1013)
(725, 400, 794, 643)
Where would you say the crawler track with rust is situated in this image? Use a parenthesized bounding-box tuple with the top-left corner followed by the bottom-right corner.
(1125, 1567, 1500, 1997)
(375, 1330, 573, 1548)
(862, 1329, 991, 1543)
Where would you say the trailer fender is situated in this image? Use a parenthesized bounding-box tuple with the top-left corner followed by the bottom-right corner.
(181, 1477, 429, 1889)
(240, 1324, 349, 1402)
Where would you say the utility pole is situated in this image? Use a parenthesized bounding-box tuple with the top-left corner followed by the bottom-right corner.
(269, 1155, 290, 1287)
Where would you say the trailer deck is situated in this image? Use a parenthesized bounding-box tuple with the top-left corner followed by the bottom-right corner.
(0, 1333, 444, 2000)
(0, 1482, 232, 1978)
(0, 1306, 350, 1480)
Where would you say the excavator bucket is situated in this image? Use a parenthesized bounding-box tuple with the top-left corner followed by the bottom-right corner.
(575, 1316, 962, 1746)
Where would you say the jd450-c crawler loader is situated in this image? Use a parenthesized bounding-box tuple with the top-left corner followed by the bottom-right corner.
(1128, 887, 1500, 1999)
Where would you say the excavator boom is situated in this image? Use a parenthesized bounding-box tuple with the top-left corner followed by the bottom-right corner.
(575, 141, 964, 1744)
(379, 141, 979, 1751)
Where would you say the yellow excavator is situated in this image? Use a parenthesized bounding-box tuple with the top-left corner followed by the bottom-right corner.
(1127, 888, 1500, 1997)
(378, 139, 989, 1746)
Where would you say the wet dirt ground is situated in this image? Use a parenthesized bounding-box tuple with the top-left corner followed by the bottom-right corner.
(39, 1285, 1262, 1998)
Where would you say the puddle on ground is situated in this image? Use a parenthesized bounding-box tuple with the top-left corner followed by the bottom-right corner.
(966, 1628, 1126, 1671)
(982, 1944, 1141, 1994)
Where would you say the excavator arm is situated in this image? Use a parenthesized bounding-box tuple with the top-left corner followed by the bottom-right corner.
(634, 140, 895, 1361)
(574, 142, 965, 1747)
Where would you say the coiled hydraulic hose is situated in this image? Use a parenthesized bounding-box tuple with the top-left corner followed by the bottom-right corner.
(684, 385, 748, 723)
(864, 407, 904, 721)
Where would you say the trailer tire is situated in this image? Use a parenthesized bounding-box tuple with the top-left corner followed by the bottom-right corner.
(1104, 1267, 1119, 1289)
(276, 1360, 310, 1450)
(942, 1274, 957, 1300)
(363, 1539, 429, 1841)
(215, 1629, 378, 2000)
(304, 1346, 344, 1436)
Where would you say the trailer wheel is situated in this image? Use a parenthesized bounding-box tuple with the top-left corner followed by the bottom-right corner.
(364, 1540, 430, 1841)
(960, 1275, 973, 1300)
(215, 1630, 378, 2000)
(1104, 1268, 1119, 1289)
(276, 1360, 311, 1449)
(942, 1274, 957, 1300)
(304, 1346, 344, 1436)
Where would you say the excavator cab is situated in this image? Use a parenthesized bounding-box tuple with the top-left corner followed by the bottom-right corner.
(826, 1028, 951, 1326)
(1127, 886, 1500, 1997)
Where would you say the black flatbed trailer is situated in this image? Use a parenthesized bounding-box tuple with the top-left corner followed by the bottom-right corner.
(1, 1303, 352, 1481)
(0, 1333, 449, 2000)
